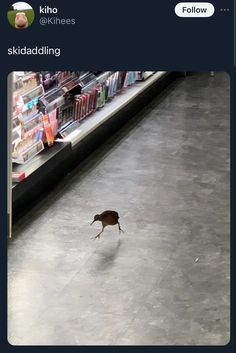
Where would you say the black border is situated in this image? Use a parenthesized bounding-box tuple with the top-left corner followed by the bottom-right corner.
(0, 0, 235, 351)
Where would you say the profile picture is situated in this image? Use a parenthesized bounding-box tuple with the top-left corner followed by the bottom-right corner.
(8, 2, 35, 29)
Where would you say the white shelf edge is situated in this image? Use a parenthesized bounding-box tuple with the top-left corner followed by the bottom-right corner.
(56, 71, 167, 147)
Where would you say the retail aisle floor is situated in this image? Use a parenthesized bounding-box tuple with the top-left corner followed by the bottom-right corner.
(8, 72, 230, 345)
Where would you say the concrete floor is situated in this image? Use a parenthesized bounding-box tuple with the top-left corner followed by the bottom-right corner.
(8, 72, 230, 345)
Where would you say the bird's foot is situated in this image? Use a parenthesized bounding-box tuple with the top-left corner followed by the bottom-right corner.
(119, 228, 124, 233)
(90, 235, 100, 240)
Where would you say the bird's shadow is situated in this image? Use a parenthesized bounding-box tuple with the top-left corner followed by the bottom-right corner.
(95, 238, 122, 271)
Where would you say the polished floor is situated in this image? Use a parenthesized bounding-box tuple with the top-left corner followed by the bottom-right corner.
(8, 72, 230, 345)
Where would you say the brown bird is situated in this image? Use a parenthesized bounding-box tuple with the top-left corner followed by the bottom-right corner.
(90, 210, 124, 239)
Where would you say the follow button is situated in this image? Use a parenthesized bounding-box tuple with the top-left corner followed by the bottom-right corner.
(175, 2, 215, 17)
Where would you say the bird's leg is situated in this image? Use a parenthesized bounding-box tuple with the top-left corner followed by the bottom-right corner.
(93, 227, 104, 240)
(118, 221, 124, 233)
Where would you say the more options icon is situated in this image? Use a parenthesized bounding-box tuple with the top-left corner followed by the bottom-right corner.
(175, 2, 215, 17)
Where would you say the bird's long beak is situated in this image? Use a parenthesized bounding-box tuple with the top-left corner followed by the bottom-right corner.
(90, 220, 95, 225)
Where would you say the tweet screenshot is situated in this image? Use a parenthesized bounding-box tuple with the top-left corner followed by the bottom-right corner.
(0, 0, 235, 351)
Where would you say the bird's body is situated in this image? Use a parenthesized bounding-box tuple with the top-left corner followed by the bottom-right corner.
(99, 210, 119, 226)
(91, 210, 124, 239)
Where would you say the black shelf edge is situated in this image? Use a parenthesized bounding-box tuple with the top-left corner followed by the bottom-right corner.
(12, 141, 72, 221)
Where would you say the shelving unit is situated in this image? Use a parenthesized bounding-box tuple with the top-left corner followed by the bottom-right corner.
(57, 72, 166, 147)
(10, 71, 177, 219)
(12, 141, 72, 217)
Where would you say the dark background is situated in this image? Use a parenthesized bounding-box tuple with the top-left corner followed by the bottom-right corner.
(0, 0, 235, 352)
(0, 0, 235, 69)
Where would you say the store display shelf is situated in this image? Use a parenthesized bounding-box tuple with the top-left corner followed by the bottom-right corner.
(12, 142, 70, 184)
(12, 71, 178, 220)
(56, 71, 167, 147)
(12, 141, 72, 218)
